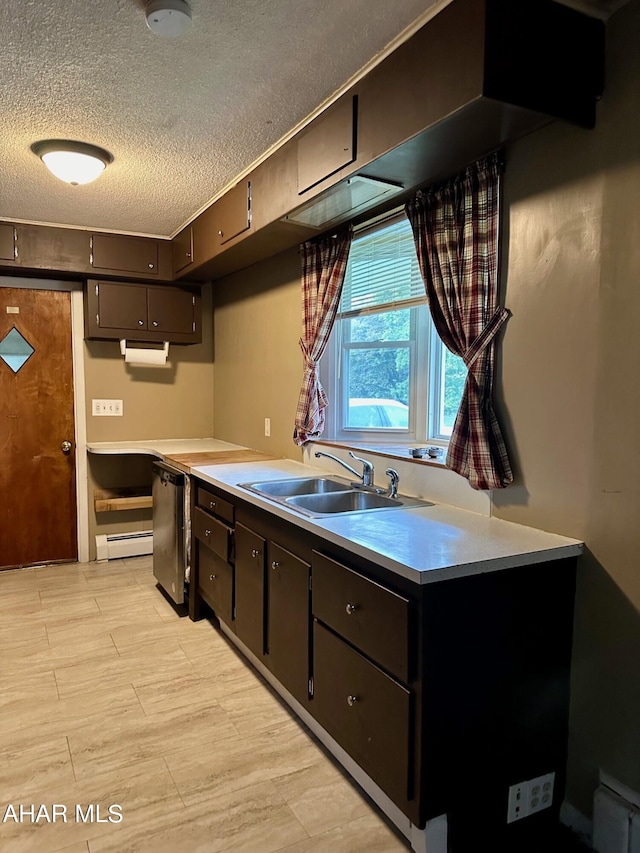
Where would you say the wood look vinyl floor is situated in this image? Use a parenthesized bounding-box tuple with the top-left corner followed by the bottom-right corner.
(0, 556, 591, 853)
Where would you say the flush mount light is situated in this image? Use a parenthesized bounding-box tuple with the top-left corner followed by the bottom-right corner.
(31, 140, 113, 186)
(145, 0, 192, 37)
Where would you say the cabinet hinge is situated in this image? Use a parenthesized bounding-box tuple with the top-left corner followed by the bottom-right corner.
(13, 227, 18, 259)
(308, 677, 314, 698)
(95, 283, 99, 297)
(96, 313, 100, 325)
(247, 181, 252, 226)
(309, 575, 312, 591)
(89, 236, 94, 267)
(192, 321, 196, 332)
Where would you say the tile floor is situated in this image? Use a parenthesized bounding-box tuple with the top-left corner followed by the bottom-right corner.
(0, 555, 411, 853)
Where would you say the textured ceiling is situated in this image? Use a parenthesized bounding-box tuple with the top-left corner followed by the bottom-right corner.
(0, 0, 625, 239)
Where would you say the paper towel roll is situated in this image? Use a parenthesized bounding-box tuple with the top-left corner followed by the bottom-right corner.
(120, 340, 169, 366)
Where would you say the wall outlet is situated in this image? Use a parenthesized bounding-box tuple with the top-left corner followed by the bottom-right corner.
(264, 417, 270, 437)
(507, 772, 555, 824)
(92, 399, 123, 416)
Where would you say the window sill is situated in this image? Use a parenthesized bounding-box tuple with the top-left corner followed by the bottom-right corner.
(308, 438, 448, 468)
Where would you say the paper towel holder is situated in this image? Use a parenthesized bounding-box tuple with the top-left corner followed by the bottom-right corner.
(119, 339, 170, 366)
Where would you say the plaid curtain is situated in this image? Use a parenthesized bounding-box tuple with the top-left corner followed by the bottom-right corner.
(405, 152, 513, 490)
(293, 227, 353, 445)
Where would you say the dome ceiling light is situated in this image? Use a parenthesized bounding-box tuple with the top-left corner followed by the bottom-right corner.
(31, 140, 113, 186)
(145, 0, 192, 38)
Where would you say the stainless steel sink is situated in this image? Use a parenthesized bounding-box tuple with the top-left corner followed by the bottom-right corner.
(240, 477, 351, 497)
(285, 489, 433, 516)
(239, 476, 433, 517)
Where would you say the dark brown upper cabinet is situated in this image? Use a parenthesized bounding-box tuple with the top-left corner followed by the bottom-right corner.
(297, 96, 357, 194)
(215, 180, 252, 246)
(90, 233, 160, 276)
(172, 224, 194, 275)
(84, 279, 201, 344)
(0, 223, 15, 261)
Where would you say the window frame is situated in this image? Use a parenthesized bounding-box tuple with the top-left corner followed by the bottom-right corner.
(320, 210, 459, 445)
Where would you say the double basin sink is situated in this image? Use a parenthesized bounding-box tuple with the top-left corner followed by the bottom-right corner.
(239, 476, 433, 518)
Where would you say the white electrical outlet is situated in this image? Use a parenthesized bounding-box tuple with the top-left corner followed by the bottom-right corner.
(507, 772, 555, 824)
(264, 417, 271, 437)
(92, 399, 124, 417)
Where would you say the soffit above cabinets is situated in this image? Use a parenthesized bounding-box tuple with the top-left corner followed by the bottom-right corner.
(0, 0, 625, 240)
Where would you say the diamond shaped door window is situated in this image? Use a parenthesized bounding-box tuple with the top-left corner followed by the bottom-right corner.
(0, 327, 35, 373)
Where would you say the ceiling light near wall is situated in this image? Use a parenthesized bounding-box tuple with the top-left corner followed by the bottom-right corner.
(145, 0, 192, 37)
(31, 140, 113, 186)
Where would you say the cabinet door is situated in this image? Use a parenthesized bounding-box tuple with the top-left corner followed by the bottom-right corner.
(0, 223, 15, 261)
(147, 287, 195, 336)
(97, 282, 148, 331)
(267, 542, 311, 704)
(216, 180, 251, 246)
(234, 522, 266, 658)
(297, 96, 357, 193)
(313, 621, 411, 810)
(172, 225, 193, 274)
(90, 233, 159, 275)
(198, 546, 234, 626)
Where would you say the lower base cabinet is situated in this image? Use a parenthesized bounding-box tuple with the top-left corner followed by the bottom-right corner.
(312, 620, 411, 808)
(267, 542, 311, 704)
(189, 478, 577, 848)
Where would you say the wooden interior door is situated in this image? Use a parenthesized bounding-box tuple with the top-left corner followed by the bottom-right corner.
(0, 287, 77, 569)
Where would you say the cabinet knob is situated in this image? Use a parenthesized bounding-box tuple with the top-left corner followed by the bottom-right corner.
(152, 320, 159, 327)
(209, 501, 216, 509)
(204, 529, 211, 537)
(345, 603, 357, 615)
(138, 320, 144, 326)
(251, 548, 260, 558)
(218, 230, 223, 237)
(271, 561, 280, 570)
(186, 252, 191, 259)
(209, 574, 216, 581)
(347, 694, 358, 707)
(148, 263, 155, 269)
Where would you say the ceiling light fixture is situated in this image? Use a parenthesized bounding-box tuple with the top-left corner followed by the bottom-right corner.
(31, 140, 113, 186)
(145, 0, 192, 38)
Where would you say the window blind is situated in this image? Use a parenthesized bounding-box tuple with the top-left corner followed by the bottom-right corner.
(339, 214, 425, 317)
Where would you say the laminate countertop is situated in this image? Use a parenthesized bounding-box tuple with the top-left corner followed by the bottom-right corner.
(189, 457, 583, 586)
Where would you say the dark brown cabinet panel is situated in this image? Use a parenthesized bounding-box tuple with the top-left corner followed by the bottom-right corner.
(234, 522, 266, 658)
(85, 279, 201, 344)
(0, 223, 15, 261)
(194, 507, 233, 563)
(215, 180, 251, 246)
(267, 542, 311, 704)
(90, 233, 159, 275)
(297, 96, 357, 194)
(312, 551, 411, 683)
(313, 620, 411, 808)
(172, 225, 194, 275)
(196, 486, 234, 525)
(198, 547, 234, 626)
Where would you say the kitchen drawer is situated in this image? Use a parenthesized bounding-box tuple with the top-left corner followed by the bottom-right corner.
(193, 506, 233, 563)
(196, 486, 235, 525)
(312, 551, 410, 683)
(198, 546, 233, 626)
(313, 621, 411, 809)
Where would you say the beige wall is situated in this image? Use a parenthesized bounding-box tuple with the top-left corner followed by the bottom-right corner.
(493, 0, 640, 816)
(85, 283, 214, 556)
(210, 0, 640, 820)
(212, 247, 304, 462)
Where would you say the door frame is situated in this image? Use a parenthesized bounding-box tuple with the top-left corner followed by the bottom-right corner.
(0, 276, 90, 563)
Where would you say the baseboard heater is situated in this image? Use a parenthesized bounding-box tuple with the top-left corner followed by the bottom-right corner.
(95, 530, 153, 561)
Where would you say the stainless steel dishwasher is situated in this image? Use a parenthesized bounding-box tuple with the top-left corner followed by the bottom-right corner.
(152, 461, 186, 604)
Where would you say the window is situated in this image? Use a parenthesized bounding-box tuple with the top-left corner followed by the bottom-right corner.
(321, 212, 465, 442)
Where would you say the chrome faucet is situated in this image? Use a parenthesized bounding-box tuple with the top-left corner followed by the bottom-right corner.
(314, 450, 374, 487)
(385, 468, 399, 499)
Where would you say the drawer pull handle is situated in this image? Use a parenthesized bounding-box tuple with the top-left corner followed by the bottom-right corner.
(209, 574, 216, 581)
(204, 529, 211, 537)
(251, 549, 260, 558)
(347, 694, 358, 707)
(271, 561, 280, 570)
(209, 501, 216, 509)
(345, 603, 357, 615)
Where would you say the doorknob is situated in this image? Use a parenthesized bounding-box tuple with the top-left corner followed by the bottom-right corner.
(61, 440, 72, 453)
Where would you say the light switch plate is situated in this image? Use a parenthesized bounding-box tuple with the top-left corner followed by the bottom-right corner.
(92, 399, 123, 416)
